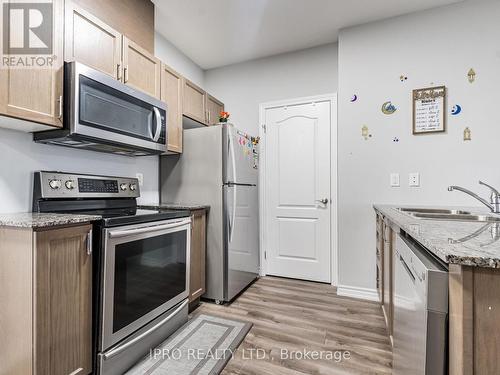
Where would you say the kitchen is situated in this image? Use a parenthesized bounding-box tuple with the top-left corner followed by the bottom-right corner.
(0, 0, 499, 374)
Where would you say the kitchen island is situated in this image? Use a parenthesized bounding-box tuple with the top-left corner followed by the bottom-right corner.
(375, 204, 500, 375)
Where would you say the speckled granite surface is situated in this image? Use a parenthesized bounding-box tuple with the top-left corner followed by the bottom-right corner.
(139, 203, 210, 211)
(374, 204, 500, 268)
(0, 213, 101, 228)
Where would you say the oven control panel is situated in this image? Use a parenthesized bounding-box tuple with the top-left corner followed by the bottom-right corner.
(36, 171, 140, 198)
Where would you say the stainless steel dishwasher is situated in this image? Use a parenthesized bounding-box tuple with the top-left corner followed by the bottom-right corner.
(393, 233, 448, 375)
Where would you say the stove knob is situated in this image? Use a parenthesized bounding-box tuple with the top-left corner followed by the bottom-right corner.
(129, 183, 137, 191)
(49, 179, 62, 189)
(65, 180, 75, 190)
(120, 183, 128, 191)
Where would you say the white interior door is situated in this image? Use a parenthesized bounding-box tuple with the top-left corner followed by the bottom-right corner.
(264, 99, 332, 282)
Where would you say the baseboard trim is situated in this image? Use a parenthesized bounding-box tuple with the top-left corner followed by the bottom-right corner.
(336, 284, 379, 302)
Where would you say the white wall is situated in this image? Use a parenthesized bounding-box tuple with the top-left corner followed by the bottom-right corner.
(0, 127, 159, 213)
(337, 0, 500, 293)
(205, 43, 338, 135)
(0, 31, 206, 214)
(155, 32, 205, 87)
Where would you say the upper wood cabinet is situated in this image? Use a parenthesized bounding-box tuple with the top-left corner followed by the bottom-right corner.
(206, 94, 224, 126)
(182, 79, 207, 124)
(0, 224, 93, 375)
(64, 0, 122, 79)
(0, 0, 64, 129)
(123, 37, 161, 99)
(161, 64, 183, 153)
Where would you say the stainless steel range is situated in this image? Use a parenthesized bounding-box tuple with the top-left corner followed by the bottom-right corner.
(33, 171, 191, 375)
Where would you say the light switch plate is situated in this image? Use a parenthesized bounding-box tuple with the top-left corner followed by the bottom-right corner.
(136, 173, 144, 187)
(409, 172, 420, 187)
(390, 173, 400, 187)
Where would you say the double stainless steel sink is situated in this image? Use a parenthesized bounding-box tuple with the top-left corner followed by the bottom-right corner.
(396, 207, 500, 222)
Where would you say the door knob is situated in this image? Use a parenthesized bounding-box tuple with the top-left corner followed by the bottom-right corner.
(315, 198, 329, 205)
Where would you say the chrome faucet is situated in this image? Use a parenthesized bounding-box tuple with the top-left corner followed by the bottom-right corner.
(448, 181, 500, 214)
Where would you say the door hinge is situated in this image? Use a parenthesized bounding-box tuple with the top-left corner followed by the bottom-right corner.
(264, 251, 267, 259)
(262, 124, 266, 133)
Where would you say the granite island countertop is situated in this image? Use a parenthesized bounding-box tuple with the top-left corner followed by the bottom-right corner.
(139, 203, 210, 211)
(374, 204, 500, 268)
(0, 212, 102, 229)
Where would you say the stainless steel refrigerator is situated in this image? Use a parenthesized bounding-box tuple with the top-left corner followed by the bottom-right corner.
(160, 124, 259, 303)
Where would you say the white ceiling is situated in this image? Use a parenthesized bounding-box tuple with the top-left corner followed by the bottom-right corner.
(154, 0, 463, 70)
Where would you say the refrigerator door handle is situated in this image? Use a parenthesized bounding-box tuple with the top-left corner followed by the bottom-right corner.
(230, 186, 237, 242)
(228, 131, 237, 184)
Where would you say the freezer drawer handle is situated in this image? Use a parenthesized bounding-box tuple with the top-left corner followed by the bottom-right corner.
(108, 219, 191, 239)
(102, 299, 188, 360)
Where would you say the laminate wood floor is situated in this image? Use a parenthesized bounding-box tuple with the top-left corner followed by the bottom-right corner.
(196, 276, 392, 375)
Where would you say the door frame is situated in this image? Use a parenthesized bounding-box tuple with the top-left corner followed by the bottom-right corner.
(258, 93, 338, 286)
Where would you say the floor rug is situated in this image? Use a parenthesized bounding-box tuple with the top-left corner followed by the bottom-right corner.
(126, 314, 252, 375)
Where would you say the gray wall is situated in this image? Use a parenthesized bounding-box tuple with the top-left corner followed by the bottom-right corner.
(337, 0, 500, 293)
(204, 43, 338, 135)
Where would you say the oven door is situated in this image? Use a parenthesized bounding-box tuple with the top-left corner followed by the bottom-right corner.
(100, 218, 190, 351)
(68, 61, 167, 153)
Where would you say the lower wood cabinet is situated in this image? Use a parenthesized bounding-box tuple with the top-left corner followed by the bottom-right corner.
(376, 213, 394, 345)
(0, 224, 93, 375)
(382, 220, 394, 342)
(189, 210, 207, 302)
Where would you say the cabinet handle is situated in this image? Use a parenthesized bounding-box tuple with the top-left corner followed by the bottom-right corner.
(57, 95, 63, 119)
(117, 63, 122, 80)
(124, 66, 129, 83)
(86, 229, 92, 255)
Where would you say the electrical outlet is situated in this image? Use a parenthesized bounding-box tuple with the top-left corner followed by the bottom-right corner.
(136, 173, 144, 187)
(409, 173, 420, 187)
(390, 173, 400, 187)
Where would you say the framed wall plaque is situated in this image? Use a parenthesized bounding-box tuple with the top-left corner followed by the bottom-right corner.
(412, 86, 446, 134)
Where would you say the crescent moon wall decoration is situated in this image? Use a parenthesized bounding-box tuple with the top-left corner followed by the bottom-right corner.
(451, 104, 462, 115)
(350, 94, 358, 102)
(381, 101, 397, 115)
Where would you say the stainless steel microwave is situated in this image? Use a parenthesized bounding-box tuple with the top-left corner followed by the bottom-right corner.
(34, 62, 167, 156)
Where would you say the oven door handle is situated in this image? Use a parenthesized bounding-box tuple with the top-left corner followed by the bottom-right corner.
(108, 219, 191, 239)
(102, 299, 188, 360)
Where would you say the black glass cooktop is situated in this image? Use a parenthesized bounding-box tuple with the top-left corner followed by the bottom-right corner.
(98, 208, 190, 227)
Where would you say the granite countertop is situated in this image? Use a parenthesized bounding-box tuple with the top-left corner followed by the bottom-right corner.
(374, 204, 500, 268)
(139, 203, 210, 211)
(0, 212, 102, 229)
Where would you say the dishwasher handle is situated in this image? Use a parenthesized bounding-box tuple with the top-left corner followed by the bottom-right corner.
(399, 254, 416, 282)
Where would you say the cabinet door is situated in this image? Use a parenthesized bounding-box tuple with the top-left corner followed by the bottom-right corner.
(206, 94, 224, 126)
(383, 222, 393, 338)
(64, 0, 122, 79)
(35, 225, 92, 375)
(183, 79, 207, 124)
(161, 64, 183, 153)
(189, 210, 206, 302)
(0, 0, 64, 128)
(122, 37, 161, 99)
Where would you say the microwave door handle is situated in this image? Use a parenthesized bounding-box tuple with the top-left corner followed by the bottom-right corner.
(108, 219, 191, 239)
(153, 107, 162, 142)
